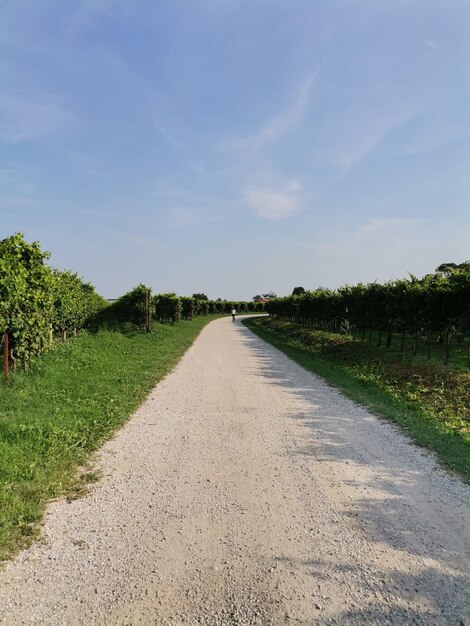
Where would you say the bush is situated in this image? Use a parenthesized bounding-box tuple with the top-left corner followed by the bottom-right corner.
(0, 233, 106, 366)
(92, 285, 150, 330)
(181, 297, 195, 319)
(153, 293, 181, 323)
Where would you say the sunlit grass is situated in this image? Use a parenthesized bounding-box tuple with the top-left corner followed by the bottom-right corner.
(0, 316, 220, 561)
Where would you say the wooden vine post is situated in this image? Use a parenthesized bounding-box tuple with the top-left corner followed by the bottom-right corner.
(146, 289, 151, 333)
(3, 330, 8, 382)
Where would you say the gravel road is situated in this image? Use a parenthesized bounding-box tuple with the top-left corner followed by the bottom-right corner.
(0, 317, 469, 625)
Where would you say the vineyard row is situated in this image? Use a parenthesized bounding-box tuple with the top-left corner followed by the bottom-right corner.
(266, 267, 470, 364)
(0, 234, 264, 376)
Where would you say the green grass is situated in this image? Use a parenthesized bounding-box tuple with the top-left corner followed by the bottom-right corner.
(351, 328, 469, 372)
(0, 316, 221, 562)
(243, 317, 470, 483)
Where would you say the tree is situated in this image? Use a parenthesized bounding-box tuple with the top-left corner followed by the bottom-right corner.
(192, 293, 208, 301)
(436, 262, 470, 277)
(253, 293, 277, 301)
(292, 286, 305, 296)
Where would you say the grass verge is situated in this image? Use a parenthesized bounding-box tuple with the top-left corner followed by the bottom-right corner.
(243, 317, 470, 483)
(0, 316, 221, 562)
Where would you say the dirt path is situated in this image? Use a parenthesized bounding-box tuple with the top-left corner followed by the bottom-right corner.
(0, 317, 469, 625)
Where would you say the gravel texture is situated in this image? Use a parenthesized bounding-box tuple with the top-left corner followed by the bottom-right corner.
(0, 317, 469, 625)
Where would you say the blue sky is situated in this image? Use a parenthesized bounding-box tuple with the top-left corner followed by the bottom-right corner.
(1, 0, 469, 300)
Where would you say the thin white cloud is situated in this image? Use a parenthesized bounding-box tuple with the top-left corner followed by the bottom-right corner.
(162, 206, 228, 229)
(422, 39, 439, 51)
(153, 117, 186, 151)
(395, 123, 470, 156)
(0, 93, 76, 143)
(244, 180, 302, 221)
(324, 101, 418, 174)
(144, 181, 188, 200)
(224, 74, 315, 155)
(358, 217, 425, 238)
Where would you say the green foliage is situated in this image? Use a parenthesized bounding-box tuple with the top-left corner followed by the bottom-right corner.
(436, 261, 470, 277)
(267, 266, 470, 363)
(153, 293, 181, 323)
(0, 234, 53, 365)
(195, 299, 210, 315)
(0, 233, 258, 371)
(0, 234, 106, 367)
(208, 300, 225, 314)
(52, 270, 106, 336)
(181, 297, 195, 319)
(92, 285, 150, 330)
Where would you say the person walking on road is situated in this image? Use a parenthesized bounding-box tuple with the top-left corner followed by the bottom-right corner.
(231, 307, 237, 322)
